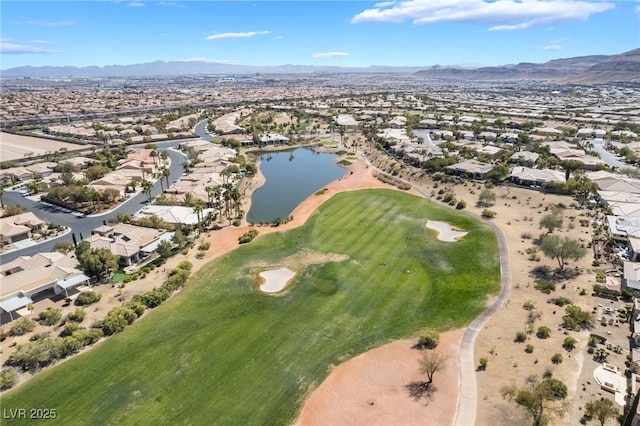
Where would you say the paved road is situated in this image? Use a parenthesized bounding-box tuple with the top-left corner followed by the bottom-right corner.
(1, 141, 188, 263)
(586, 138, 635, 170)
(358, 152, 511, 426)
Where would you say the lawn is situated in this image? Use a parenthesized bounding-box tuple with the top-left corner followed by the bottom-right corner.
(1, 189, 500, 425)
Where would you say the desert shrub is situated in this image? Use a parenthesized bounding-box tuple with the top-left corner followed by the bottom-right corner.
(551, 353, 564, 364)
(122, 301, 146, 317)
(536, 326, 552, 339)
(177, 261, 193, 271)
(481, 209, 497, 219)
(59, 322, 81, 338)
(239, 229, 259, 244)
(134, 288, 171, 309)
(455, 200, 467, 210)
(515, 331, 527, 343)
(416, 331, 440, 349)
(100, 306, 138, 336)
(29, 332, 51, 342)
(479, 357, 488, 370)
(563, 305, 595, 331)
(523, 300, 536, 311)
(0, 368, 19, 390)
(71, 328, 104, 346)
(10, 317, 36, 336)
(37, 307, 62, 326)
(525, 344, 534, 353)
(196, 251, 205, 259)
(548, 297, 573, 307)
(198, 241, 211, 251)
(535, 279, 556, 294)
(563, 337, 577, 351)
(75, 290, 101, 306)
(67, 307, 86, 323)
(232, 219, 242, 227)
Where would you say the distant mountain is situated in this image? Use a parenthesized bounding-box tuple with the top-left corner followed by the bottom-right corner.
(1, 49, 638, 82)
(413, 49, 640, 83)
(0, 61, 431, 78)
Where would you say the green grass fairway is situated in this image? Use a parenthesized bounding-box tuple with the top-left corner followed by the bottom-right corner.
(1, 189, 500, 425)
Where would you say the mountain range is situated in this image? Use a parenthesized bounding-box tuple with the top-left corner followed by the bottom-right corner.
(2, 49, 638, 83)
(414, 48, 640, 83)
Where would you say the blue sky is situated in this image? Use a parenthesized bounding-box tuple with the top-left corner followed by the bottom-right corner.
(1, 0, 638, 70)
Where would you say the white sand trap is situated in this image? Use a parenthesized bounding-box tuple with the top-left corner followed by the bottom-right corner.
(258, 268, 296, 293)
(426, 220, 468, 242)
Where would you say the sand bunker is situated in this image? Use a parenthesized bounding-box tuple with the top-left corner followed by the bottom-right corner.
(258, 268, 296, 293)
(425, 220, 467, 242)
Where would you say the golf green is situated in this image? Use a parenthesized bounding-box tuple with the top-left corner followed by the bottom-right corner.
(1, 189, 500, 425)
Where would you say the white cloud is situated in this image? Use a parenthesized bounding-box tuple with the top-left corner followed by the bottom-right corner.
(205, 30, 270, 40)
(537, 44, 562, 50)
(28, 40, 55, 44)
(128, 2, 145, 7)
(374, 1, 396, 7)
(158, 1, 186, 7)
(273, 35, 284, 40)
(17, 20, 75, 27)
(351, 0, 614, 31)
(185, 57, 239, 64)
(313, 52, 349, 58)
(1, 42, 61, 54)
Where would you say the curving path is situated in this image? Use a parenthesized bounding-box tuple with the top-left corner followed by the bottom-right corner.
(359, 152, 512, 426)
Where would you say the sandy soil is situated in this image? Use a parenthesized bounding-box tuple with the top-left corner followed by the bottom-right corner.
(258, 268, 296, 293)
(294, 329, 464, 426)
(425, 220, 468, 242)
(0, 132, 85, 161)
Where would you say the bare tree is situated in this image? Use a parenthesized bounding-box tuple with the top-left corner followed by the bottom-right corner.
(406, 350, 447, 399)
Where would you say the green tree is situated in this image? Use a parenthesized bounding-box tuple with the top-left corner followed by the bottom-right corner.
(584, 398, 619, 426)
(539, 212, 563, 233)
(157, 239, 173, 259)
(478, 189, 496, 206)
(141, 179, 153, 202)
(501, 377, 568, 426)
(486, 164, 510, 184)
(77, 248, 119, 281)
(539, 235, 588, 270)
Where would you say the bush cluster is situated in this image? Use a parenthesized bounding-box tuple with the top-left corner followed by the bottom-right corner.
(239, 229, 259, 244)
(75, 290, 101, 306)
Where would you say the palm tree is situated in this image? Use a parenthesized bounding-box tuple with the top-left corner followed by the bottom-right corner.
(141, 179, 153, 203)
(140, 161, 146, 180)
(193, 199, 206, 231)
(160, 150, 169, 165)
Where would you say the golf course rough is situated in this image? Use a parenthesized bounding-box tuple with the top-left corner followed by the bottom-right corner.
(1, 189, 500, 426)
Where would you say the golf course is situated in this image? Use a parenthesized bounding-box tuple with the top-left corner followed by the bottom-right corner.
(1, 189, 500, 425)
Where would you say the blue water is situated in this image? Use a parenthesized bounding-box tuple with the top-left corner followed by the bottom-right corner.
(247, 148, 346, 224)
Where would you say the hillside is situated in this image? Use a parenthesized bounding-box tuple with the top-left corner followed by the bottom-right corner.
(413, 49, 640, 83)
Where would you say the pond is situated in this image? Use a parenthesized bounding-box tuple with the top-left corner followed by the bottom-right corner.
(246, 147, 346, 224)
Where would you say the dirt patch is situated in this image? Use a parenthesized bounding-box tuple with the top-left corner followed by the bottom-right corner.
(294, 329, 463, 426)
